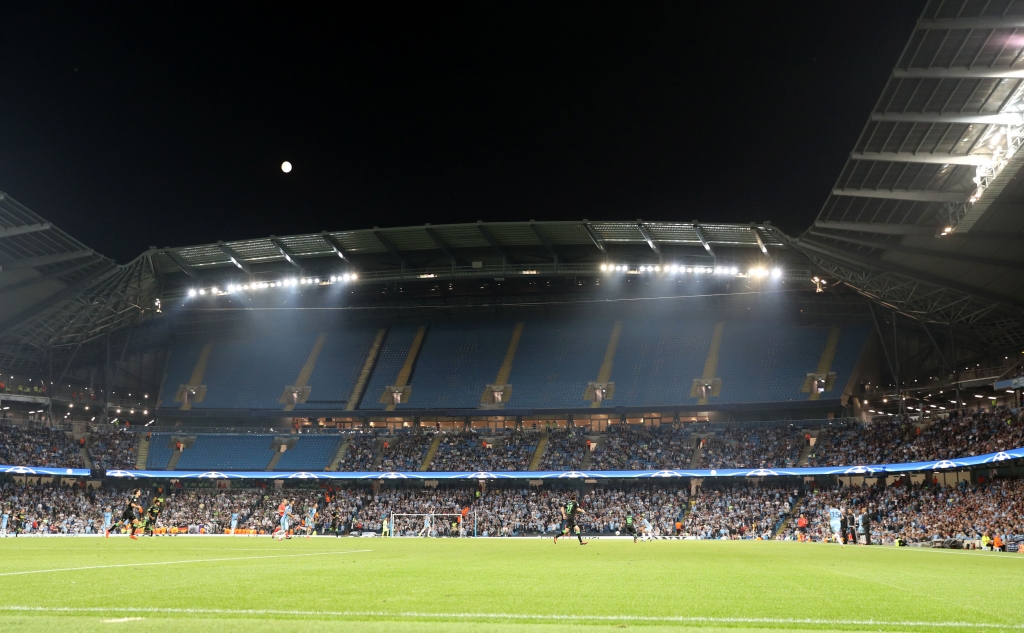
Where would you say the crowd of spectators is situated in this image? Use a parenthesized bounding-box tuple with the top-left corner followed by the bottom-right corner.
(779, 478, 1024, 546)
(684, 485, 794, 539)
(893, 408, 1024, 462)
(3, 477, 1023, 545)
(0, 421, 83, 468)
(87, 426, 137, 470)
(378, 430, 435, 472)
(0, 481, 118, 534)
(536, 428, 587, 470)
(806, 418, 907, 466)
(698, 427, 801, 470)
(591, 424, 693, 470)
(336, 432, 377, 471)
(431, 429, 540, 472)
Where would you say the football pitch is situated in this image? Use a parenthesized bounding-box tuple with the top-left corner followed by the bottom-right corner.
(0, 537, 1021, 632)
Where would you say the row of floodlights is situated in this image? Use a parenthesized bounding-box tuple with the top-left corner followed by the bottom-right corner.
(599, 264, 782, 278)
(187, 274, 358, 297)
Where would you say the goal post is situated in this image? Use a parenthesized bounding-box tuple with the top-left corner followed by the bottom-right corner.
(388, 513, 470, 537)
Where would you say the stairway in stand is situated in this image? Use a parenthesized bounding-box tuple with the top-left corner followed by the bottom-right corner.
(420, 434, 443, 471)
(528, 433, 549, 471)
(327, 437, 351, 471)
(135, 434, 150, 469)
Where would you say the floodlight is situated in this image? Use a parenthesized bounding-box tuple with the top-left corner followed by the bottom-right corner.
(600, 264, 607, 271)
(188, 289, 197, 297)
(351, 273, 358, 280)
(771, 268, 782, 279)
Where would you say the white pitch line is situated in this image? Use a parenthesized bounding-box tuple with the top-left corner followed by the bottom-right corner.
(0, 606, 1022, 629)
(0, 549, 372, 577)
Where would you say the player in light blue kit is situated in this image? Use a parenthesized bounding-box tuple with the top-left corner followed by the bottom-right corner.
(230, 511, 239, 535)
(827, 506, 845, 547)
(305, 506, 317, 538)
(102, 506, 113, 538)
(1, 508, 8, 535)
(640, 513, 654, 542)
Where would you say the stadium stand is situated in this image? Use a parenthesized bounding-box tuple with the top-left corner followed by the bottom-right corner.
(154, 317, 871, 411)
(430, 429, 540, 471)
(335, 432, 377, 471)
(87, 426, 137, 470)
(194, 334, 319, 409)
(0, 421, 83, 469)
(292, 328, 379, 410)
(378, 430, 434, 471)
(358, 325, 422, 411)
(3, 478, 1021, 544)
(273, 435, 344, 471)
(174, 434, 277, 471)
(698, 426, 801, 470)
(536, 428, 588, 470)
(395, 322, 516, 409)
(590, 424, 693, 470)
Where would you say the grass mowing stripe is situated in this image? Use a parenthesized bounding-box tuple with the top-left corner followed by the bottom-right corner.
(0, 605, 1022, 629)
(0, 549, 372, 577)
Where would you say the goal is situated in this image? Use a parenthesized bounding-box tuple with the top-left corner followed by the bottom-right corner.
(388, 513, 469, 537)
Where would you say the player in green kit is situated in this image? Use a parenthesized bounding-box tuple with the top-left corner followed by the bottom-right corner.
(624, 511, 639, 542)
(553, 494, 587, 545)
(141, 496, 164, 536)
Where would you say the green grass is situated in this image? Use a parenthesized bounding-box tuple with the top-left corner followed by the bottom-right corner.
(0, 536, 1022, 632)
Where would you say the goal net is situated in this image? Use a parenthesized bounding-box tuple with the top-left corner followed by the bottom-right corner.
(388, 513, 468, 537)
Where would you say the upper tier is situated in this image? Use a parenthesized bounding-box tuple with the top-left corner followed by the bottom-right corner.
(158, 316, 870, 412)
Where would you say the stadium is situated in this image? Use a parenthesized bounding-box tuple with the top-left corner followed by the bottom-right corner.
(3, 3, 1024, 632)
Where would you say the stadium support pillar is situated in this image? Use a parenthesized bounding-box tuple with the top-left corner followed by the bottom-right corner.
(950, 323, 962, 414)
(893, 314, 904, 417)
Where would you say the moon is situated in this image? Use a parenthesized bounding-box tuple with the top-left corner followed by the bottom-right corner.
(281, 161, 292, 173)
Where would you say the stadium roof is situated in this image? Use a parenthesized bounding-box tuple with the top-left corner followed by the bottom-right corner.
(150, 220, 796, 287)
(0, 192, 159, 372)
(785, 0, 1024, 351)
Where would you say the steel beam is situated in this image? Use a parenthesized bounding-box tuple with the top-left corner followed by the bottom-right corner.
(892, 67, 1024, 79)
(831, 188, 969, 203)
(0, 250, 93, 272)
(916, 17, 1024, 29)
(812, 221, 936, 236)
(162, 250, 200, 278)
(476, 222, 516, 264)
(850, 151, 992, 165)
(0, 256, 104, 293)
(692, 222, 714, 258)
(795, 236, 1024, 308)
(581, 221, 606, 253)
(0, 223, 50, 239)
(751, 225, 768, 254)
(217, 242, 252, 274)
(530, 222, 561, 263)
(373, 230, 410, 267)
(424, 225, 469, 266)
(869, 112, 1023, 125)
(321, 232, 349, 261)
(636, 221, 661, 255)
(269, 236, 303, 269)
(807, 228, 1024, 271)
(0, 263, 117, 336)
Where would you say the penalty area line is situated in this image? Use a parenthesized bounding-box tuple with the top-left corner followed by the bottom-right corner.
(0, 549, 372, 577)
(0, 606, 1022, 629)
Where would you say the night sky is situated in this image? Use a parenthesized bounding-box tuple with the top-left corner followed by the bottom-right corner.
(0, 2, 923, 263)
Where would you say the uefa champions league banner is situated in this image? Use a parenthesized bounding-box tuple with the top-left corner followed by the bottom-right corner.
(0, 465, 92, 477)
(3, 446, 1021, 481)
